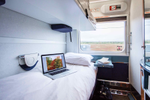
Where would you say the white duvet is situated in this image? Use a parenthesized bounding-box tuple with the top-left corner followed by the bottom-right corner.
(0, 63, 97, 100)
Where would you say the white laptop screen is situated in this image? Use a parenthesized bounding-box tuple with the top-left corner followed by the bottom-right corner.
(41, 53, 66, 74)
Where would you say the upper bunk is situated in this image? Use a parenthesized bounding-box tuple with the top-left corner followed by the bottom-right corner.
(1, 0, 96, 31)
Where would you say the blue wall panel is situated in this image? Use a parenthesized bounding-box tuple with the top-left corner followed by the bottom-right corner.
(92, 55, 129, 63)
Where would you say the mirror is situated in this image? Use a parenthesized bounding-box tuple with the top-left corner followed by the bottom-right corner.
(144, 0, 150, 66)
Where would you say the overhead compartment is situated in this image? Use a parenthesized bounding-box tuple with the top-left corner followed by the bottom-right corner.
(75, 0, 96, 29)
(2, 0, 95, 31)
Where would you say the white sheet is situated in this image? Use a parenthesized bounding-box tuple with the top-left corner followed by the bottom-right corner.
(0, 63, 97, 100)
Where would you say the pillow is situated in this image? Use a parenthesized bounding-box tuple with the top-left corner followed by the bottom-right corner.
(65, 52, 93, 66)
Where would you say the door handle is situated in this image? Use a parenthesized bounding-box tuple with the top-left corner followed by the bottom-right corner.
(141, 46, 146, 49)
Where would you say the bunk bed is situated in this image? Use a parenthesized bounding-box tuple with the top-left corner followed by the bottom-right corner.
(0, 53, 97, 100)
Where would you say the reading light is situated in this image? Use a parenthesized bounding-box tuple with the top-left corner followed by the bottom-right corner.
(0, 0, 5, 5)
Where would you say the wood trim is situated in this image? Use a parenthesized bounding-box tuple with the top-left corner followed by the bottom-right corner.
(141, 66, 144, 100)
(145, 14, 150, 18)
(130, 85, 141, 100)
(96, 16, 127, 22)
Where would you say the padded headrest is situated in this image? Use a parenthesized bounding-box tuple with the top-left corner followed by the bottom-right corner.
(24, 53, 38, 67)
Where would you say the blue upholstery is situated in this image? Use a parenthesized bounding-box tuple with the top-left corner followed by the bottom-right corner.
(19, 61, 38, 71)
(92, 55, 129, 63)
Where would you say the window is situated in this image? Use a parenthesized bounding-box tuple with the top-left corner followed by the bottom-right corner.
(145, 18, 150, 52)
(80, 21, 126, 52)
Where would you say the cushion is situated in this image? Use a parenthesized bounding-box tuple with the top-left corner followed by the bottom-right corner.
(65, 52, 93, 66)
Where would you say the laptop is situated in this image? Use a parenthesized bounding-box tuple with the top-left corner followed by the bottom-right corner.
(41, 53, 77, 79)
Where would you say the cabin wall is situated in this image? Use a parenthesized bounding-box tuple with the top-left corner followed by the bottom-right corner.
(0, 7, 66, 79)
(66, 30, 79, 53)
(130, 0, 144, 94)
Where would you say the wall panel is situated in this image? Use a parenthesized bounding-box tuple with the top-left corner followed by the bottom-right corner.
(0, 7, 66, 79)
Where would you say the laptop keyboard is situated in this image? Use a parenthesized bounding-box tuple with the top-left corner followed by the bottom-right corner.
(50, 69, 69, 75)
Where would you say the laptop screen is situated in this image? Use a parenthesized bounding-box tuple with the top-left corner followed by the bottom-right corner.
(41, 53, 66, 74)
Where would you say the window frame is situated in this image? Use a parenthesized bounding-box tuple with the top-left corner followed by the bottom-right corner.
(78, 18, 128, 56)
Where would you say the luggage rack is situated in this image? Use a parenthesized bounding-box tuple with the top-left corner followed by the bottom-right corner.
(110, 88, 130, 96)
(97, 79, 130, 88)
(95, 79, 137, 99)
(97, 79, 131, 96)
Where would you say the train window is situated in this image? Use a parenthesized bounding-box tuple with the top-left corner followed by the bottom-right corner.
(145, 18, 150, 52)
(80, 21, 126, 52)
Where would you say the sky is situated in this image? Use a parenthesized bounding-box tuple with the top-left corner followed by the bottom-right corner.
(145, 19, 150, 41)
(80, 21, 125, 42)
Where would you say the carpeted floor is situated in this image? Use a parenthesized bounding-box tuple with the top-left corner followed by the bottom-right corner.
(91, 82, 131, 100)
(92, 94, 130, 100)
(112, 95, 130, 100)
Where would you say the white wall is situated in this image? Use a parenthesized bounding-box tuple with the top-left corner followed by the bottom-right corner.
(130, 0, 144, 94)
(0, 7, 66, 79)
(66, 30, 79, 53)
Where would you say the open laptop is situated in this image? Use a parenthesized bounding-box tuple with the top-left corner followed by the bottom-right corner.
(41, 53, 77, 79)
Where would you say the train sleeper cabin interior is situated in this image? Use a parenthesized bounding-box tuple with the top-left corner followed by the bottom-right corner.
(0, 0, 150, 100)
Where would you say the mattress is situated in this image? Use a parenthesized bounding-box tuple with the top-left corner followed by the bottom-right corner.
(0, 63, 97, 100)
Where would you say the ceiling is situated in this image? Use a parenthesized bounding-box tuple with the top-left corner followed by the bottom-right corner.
(89, 0, 129, 3)
(145, 0, 150, 12)
(90, 0, 116, 3)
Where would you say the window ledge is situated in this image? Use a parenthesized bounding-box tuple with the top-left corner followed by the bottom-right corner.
(79, 51, 129, 56)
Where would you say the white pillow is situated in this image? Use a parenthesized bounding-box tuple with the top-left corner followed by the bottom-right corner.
(65, 52, 93, 66)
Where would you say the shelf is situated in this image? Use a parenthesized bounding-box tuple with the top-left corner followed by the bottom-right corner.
(2, 0, 95, 31)
(141, 62, 150, 73)
(110, 88, 130, 96)
(140, 62, 150, 97)
(144, 89, 150, 98)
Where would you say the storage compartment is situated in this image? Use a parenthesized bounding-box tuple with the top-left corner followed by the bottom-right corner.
(97, 67, 113, 80)
(97, 63, 129, 82)
(75, 0, 96, 27)
(112, 63, 128, 82)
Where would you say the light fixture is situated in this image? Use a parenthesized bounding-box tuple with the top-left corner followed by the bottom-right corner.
(0, 0, 5, 5)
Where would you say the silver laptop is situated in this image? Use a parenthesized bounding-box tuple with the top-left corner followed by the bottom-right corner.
(41, 53, 77, 79)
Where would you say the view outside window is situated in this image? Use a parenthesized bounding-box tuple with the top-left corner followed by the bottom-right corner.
(145, 18, 150, 52)
(80, 21, 125, 52)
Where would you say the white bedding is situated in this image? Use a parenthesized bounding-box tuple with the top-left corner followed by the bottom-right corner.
(0, 63, 97, 100)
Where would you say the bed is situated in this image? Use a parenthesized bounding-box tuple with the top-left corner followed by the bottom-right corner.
(0, 53, 97, 100)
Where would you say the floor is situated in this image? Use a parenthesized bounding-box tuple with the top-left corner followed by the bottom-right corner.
(112, 95, 130, 100)
(92, 92, 130, 100)
(91, 81, 132, 100)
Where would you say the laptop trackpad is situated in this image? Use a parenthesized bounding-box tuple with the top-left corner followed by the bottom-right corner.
(45, 69, 77, 79)
(50, 69, 69, 75)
